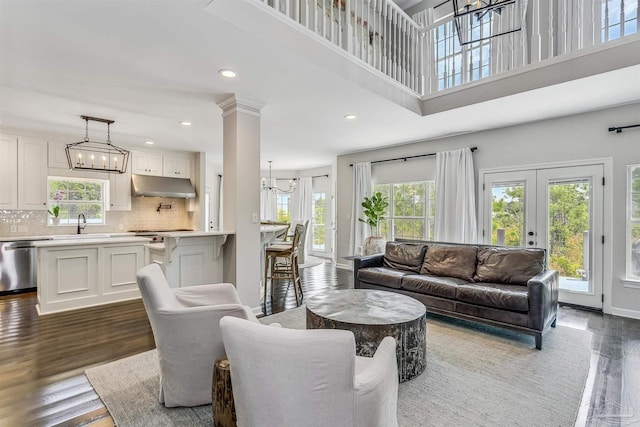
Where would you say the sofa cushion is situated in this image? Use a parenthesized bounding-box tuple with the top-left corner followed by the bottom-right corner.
(401, 274, 467, 299)
(382, 242, 427, 273)
(474, 247, 545, 285)
(358, 267, 416, 289)
(420, 244, 478, 281)
(457, 283, 529, 312)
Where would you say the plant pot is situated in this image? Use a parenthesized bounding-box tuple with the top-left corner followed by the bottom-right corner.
(363, 236, 386, 256)
(51, 217, 60, 226)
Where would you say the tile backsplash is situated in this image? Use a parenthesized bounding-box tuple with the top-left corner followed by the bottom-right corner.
(0, 197, 193, 237)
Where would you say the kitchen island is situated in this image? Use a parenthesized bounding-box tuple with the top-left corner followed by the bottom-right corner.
(34, 236, 151, 315)
(145, 231, 235, 288)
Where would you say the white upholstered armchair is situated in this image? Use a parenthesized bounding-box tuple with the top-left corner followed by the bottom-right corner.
(220, 316, 399, 427)
(136, 263, 258, 408)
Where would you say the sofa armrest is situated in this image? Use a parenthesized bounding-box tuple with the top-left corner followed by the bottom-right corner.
(353, 254, 384, 288)
(527, 269, 559, 331)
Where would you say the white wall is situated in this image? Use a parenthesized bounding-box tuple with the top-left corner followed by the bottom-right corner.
(336, 102, 640, 316)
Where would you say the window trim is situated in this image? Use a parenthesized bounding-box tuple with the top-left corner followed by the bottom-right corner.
(626, 164, 640, 280)
(312, 191, 326, 252)
(374, 180, 436, 241)
(48, 176, 108, 226)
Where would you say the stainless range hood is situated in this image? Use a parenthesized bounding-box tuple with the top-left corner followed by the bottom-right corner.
(131, 174, 196, 199)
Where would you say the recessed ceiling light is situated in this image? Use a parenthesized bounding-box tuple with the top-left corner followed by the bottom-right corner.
(145, 141, 154, 145)
(344, 114, 357, 120)
(219, 69, 238, 78)
(179, 121, 192, 126)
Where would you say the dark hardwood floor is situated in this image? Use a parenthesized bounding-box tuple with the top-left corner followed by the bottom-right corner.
(1, 260, 639, 426)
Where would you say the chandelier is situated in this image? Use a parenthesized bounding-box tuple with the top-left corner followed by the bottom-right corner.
(451, 0, 527, 46)
(261, 161, 296, 194)
(65, 115, 130, 174)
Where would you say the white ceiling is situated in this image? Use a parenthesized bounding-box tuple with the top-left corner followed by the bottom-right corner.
(1, 0, 639, 171)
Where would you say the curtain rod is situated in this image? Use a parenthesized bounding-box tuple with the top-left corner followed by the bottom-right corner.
(275, 174, 330, 180)
(218, 173, 328, 179)
(349, 147, 477, 167)
(608, 124, 640, 133)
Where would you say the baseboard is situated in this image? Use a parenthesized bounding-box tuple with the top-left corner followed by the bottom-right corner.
(335, 263, 352, 270)
(610, 306, 640, 320)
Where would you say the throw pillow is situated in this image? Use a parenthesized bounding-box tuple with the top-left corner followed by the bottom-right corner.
(420, 244, 478, 281)
(383, 242, 428, 273)
(474, 247, 545, 285)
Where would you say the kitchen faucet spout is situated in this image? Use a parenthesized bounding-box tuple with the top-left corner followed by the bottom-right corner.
(77, 213, 87, 234)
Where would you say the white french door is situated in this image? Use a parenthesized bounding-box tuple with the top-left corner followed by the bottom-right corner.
(482, 164, 604, 309)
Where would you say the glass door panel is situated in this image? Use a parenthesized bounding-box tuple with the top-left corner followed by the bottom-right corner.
(483, 170, 536, 248)
(547, 179, 590, 293)
(537, 165, 603, 308)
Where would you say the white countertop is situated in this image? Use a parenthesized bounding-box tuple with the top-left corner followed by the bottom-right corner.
(0, 235, 54, 242)
(160, 230, 235, 238)
(34, 236, 151, 247)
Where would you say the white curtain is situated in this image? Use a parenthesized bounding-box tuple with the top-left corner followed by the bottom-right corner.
(434, 148, 477, 243)
(293, 177, 312, 223)
(348, 162, 372, 256)
(293, 177, 313, 256)
(260, 178, 277, 221)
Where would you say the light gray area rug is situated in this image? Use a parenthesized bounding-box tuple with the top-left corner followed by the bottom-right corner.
(86, 307, 592, 426)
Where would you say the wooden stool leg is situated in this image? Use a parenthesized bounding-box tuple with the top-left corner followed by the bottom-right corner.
(263, 253, 269, 305)
(293, 252, 302, 300)
(290, 253, 299, 306)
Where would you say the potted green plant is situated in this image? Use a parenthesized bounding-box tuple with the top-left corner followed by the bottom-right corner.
(48, 190, 64, 225)
(359, 191, 389, 255)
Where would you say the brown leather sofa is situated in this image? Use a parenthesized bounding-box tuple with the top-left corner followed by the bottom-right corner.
(353, 241, 559, 349)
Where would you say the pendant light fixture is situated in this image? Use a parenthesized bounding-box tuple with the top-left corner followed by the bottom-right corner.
(451, 0, 527, 46)
(65, 115, 130, 174)
(261, 161, 296, 194)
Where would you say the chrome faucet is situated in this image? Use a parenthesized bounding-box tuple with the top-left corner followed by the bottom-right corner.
(77, 213, 87, 234)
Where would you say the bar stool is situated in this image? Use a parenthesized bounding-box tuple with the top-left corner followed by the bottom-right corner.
(264, 224, 304, 306)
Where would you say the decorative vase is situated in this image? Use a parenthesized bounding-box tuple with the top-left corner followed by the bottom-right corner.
(363, 236, 386, 255)
(52, 217, 60, 226)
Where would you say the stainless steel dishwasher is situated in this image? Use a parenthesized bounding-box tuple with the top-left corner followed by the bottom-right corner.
(0, 240, 40, 294)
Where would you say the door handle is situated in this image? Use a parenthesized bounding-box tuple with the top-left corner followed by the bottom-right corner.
(528, 241, 534, 245)
(528, 231, 534, 236)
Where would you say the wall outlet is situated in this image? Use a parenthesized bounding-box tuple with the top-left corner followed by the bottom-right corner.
(251, 213, 258, 224)
(10, 225, 17, 233)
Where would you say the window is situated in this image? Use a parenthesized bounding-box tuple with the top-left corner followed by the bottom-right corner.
(627, 165, 640, 279)
(433, 15, 492, 91)
(48, 177, 107, 225)
(601, 0, 638, 42)
(312, 192, 326, 251)
(373, 181, 436, 241)
(276, 193, 291, 223)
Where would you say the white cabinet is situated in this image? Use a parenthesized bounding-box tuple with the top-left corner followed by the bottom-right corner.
(132, 152, 163, 176)
(36, 239, 147, 314)
(102, 245, 145, 295)
(0, 135, 18, 209)
(48, 141, 70, 169)
(17, 137, 48, 210)
(163, 156, 191, 178)
(109, 167, 132, 211)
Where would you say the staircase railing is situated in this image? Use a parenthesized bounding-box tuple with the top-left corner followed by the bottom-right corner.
(260, 0, 425, 95)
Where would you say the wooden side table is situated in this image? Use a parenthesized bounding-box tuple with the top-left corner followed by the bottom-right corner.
(213, 357, 236, 427)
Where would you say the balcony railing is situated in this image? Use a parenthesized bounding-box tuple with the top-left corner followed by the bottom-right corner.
(258, 0, 638, 97)
(260, 0, 425, 94)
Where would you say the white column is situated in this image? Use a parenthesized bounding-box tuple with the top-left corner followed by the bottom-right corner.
(218, 95, 263, 310)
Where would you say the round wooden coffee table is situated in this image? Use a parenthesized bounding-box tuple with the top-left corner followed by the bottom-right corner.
(306, 289, 426, 382)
